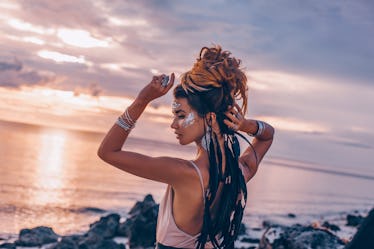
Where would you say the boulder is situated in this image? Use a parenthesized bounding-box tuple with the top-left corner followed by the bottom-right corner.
(321, 221, 340, 232)
(346, 214, 364, 227)
(0, 243, 16, 249)
(259, 224, 345, 249)
(15, 226, 59, 247)
(52, 236, 79, 249)
(345, 208, 374, 249)
(120, 194, 159, 248)
(87, 213, 121, 239)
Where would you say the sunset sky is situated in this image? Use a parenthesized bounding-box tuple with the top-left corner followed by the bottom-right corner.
(0, 0, 373, 171)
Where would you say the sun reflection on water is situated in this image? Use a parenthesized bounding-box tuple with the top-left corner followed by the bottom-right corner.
(29, 129, 68, 206)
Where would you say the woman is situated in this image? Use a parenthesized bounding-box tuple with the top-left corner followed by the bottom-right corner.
(98, 45, 274, 249)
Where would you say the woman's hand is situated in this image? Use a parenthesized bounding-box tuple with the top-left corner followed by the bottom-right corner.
(224, 103, 245, 131)
(137, 73, 175, 103)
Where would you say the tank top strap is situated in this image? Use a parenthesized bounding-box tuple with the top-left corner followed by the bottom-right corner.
(189, 160, 206, 204)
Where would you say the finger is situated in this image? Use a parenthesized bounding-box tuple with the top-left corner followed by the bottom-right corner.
(225, 112, 239, 123)
(223, 119, 238, 130)
(165, 73, 175, 91)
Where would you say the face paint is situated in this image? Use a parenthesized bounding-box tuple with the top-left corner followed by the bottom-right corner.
(172, 101, 181, 112)
(182, 112, 195, 128)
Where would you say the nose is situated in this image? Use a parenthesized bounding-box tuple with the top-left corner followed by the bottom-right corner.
(170, 117, 179, 129)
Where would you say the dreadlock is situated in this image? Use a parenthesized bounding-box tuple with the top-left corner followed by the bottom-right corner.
(174, 45, 255, 248)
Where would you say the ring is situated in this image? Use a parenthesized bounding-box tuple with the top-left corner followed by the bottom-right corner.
(235, 113, 242, 119)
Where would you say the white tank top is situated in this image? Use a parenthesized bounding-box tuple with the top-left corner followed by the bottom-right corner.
(156, 160, 214, 248)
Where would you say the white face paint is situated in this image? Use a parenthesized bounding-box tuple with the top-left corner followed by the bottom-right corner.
(182, 112, 195, 128)
(172, 101, 181, 112)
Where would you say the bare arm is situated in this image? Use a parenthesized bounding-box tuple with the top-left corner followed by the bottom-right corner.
(97, 73, 194, 186)
(238, 119, 274, 182)
(224, 104, 275, 182)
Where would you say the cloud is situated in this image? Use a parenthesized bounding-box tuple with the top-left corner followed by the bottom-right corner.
(0, 58, 60, 88)
(0, 58, 22, 71)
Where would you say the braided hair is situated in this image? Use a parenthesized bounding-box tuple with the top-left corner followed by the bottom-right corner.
(174, 45, 254, 249)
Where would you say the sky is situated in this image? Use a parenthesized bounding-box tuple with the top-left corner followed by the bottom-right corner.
(0, 0, 373, 171)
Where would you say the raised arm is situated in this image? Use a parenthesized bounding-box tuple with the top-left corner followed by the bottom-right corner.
(97, 74, 194, 186)
(238, 119, 274, 182)
(224, 104, 275, 182)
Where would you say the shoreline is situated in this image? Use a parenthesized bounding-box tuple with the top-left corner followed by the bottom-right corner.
(1, 194, 371, 249)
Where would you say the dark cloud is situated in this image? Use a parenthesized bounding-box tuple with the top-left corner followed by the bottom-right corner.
(0, 58, 22, 71)
(1, 0, 373, 96)
(0, 58, 58, 88)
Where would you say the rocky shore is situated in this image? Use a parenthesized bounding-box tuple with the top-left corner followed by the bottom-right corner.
(0, 194, 372, 249)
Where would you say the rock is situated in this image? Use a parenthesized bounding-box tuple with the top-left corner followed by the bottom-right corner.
(287, 213, 296, 218)
(129, 194, 157, 217)
(95, 239, 125, 249)
(87, 213, 120, 239)
(15, 226, 59, 247)
(0, 243, 16, 249)
(346, 214, 364, 227)
(240, 237, 260, 243)
(77, 207, 106, 214)
(121, 194, 159, 248)
(345, 208, 374, 249)
(322, 221, 340, 231)
(259, 224, 345, 249)
(262, 220, 281, 229)
(116, 218, 133, 237)
(78, 232, 104, 249)
(52, 236, 79, 249)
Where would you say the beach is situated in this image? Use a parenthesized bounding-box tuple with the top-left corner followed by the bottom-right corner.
(1, 119, 373, 247)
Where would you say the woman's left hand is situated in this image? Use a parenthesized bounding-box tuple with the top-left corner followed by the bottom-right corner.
(137, 73, 175, 103)
(224, 103, 245, 131)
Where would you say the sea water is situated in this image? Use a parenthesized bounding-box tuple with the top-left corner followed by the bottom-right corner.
(0, 119, 373, 240)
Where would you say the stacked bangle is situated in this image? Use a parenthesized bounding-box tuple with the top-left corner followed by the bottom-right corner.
(247, 120, 265, 137)
(115, 108, 136, 131)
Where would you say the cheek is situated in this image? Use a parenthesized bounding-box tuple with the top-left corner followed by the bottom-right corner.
(182, 112, 196, 128)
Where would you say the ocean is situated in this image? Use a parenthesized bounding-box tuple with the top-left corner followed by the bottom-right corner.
(1, 119, 373, 241)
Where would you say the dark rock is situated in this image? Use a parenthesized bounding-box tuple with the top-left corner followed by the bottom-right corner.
(345, 208, 374, 249)
(287, 213, 296, 218)
(15, 226, 59, 246)
(78, 232, 103, 249)
(0, 243, 16, 249)
(259, 224, 345, 249)
(116, 218, 133, 237)
(77, 207, 106, 214)
(262, 220, 280, 228)
(129, 194, 157, 217)
(346, 214, 364, 227)
(87, 213, 120, 239)
(96, 239, 125, 249)
(322, 221, 341, 231)
(122, 194, 159, 248)
(52, 236, 79, 249)
(241, 237, 260, 243)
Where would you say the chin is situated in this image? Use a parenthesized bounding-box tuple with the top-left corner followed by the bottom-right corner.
(177, 138, 191, 146)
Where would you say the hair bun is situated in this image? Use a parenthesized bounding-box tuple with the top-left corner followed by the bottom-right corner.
(181, 45, 248, 114)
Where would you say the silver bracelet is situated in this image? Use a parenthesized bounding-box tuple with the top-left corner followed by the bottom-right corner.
(124, 108, 135, 126)
(247, 120, 265, 137)
(115, 108, 136, 131)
